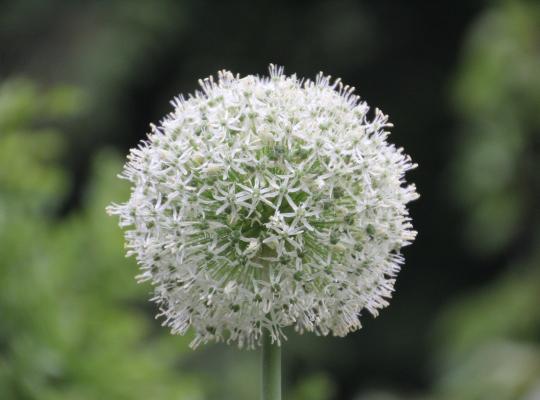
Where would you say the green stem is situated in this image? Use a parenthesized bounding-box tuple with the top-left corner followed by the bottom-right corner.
(261, 332, 282, 400)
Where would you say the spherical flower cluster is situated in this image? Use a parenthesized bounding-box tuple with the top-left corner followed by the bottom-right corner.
(107, 65, 418, 349)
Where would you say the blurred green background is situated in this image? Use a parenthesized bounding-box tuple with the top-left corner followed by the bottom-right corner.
(1, 0, 539, 399)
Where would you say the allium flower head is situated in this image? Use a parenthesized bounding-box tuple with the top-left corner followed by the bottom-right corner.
(108, 65, 419, 349)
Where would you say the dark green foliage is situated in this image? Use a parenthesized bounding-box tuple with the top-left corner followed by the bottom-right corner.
(0, 81, 203, 400)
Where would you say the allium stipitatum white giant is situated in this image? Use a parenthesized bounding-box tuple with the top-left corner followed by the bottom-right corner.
(108, 65, 419, 349)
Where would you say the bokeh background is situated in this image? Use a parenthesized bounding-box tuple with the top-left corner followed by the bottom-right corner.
(1, 0, 539, 399)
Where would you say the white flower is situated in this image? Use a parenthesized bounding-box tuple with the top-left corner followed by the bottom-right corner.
(107, 65, 419, 349)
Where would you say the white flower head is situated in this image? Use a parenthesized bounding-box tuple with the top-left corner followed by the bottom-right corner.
(107, 65, 419, 349)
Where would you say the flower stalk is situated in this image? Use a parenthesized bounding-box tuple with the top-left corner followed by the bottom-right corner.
(262, 332, 281, 400)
